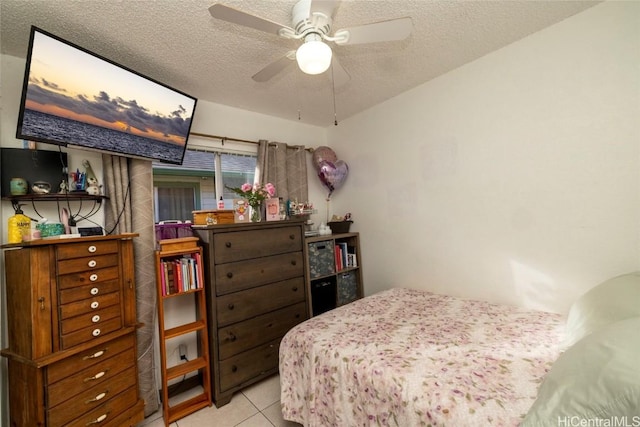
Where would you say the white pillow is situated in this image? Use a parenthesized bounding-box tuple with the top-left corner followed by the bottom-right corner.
(564, 272, 640, 347)
(522, 317, 640, 426)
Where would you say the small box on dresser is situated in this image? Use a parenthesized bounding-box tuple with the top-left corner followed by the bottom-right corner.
(1, 234, 144, 427)
(194, 220, 309, 407)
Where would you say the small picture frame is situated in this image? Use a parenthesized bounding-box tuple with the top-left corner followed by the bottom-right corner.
(233, 199, 250, 223)
(265, 198, 280, 221)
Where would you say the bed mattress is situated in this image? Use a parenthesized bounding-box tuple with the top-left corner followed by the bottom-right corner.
(280, 288, 565, 426)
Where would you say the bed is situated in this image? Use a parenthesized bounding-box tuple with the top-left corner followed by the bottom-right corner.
(280, 278, 640, 427)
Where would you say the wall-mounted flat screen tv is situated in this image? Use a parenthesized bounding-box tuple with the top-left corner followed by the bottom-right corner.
(15, 26, 197, 165)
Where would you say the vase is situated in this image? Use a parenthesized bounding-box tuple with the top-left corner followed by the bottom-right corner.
(249, 203, 262, 222)
(10, 177, 28, 195)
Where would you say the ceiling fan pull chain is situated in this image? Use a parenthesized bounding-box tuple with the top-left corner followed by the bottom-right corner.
(331, 63, 338, 126)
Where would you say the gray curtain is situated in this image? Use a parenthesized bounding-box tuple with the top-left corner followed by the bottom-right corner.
(103, 155, 160, 417)
(255, 140, 308, 204)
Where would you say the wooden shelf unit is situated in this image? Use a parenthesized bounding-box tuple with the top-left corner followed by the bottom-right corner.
(304, 232, 364, 316)
(155, 237, 212, 425)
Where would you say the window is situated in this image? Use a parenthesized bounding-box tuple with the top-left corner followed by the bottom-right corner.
(153, 149, 256, 223)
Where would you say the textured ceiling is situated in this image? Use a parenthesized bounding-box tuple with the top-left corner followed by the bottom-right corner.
(1, 0, 600, 128)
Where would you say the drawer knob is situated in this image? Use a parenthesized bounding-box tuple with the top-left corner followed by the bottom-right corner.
(228, 333, 237, 342)
(85, 391, 108, 403)
(226, 272, 233, 279)
(88, 245, 97, 253)
(84, 370, 108, 382)
(86, 413, 108, 425)
(225, 242, 232, 248)
(228, 303, 234, 310)
(291, 260, 297, 266)
(88, 259, 97, 268)
(292, 286, 298, 292)
(91, 301, 100, 309)
(231, 365, 238, 373)
(295, 314, 301, 319)
(290, 234, 295, 240)
(90, 287, 99, 296)
(92, 328, 101, 337)
(92, 315, 101, 323)
(90, 273, 98, 282)
(83, 349, 106, 360)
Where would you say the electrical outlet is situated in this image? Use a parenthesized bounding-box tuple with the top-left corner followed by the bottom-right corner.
(179, 344, 187, 362)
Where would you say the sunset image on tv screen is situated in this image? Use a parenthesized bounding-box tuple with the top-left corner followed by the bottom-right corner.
(18, 28, 197, 164)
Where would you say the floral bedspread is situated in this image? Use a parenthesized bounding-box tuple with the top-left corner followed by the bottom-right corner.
(279, 288, 565, 426)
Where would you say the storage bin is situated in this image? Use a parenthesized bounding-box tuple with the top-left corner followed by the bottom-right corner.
(155, 222, 193, 241)
(337, 271, 358, 306)
(311, 278, 337, 315)
(328, 221, 352, 234)
(307, 240, 335, 278)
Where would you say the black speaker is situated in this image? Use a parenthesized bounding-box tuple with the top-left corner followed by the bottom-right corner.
(78, 227, 104, 237)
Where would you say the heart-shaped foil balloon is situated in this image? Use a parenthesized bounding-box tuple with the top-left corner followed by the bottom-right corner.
(318, 160, 349, 196)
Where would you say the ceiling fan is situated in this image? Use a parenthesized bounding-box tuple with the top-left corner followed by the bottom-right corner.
(209, 0, 413, 85)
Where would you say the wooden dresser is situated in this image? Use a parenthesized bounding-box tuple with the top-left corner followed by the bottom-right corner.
(1, 234, 144, 427)
(195, 221, 308, 407)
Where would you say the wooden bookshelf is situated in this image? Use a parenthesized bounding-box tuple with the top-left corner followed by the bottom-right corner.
(155, 237, 211, 425)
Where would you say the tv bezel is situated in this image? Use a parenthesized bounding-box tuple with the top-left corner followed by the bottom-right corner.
(15, 26, 197, 165)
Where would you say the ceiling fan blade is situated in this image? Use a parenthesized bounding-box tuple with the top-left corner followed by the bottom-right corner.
(334, 17, 412, 45)
(209, 3, 293, 36)
(330, 56, 350, 87)
(252, 51, 296, 82)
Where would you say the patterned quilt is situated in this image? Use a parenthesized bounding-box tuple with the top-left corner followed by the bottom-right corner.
(280, 288, 565, 426)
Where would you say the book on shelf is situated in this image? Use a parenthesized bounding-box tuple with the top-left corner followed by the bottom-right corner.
(159, 254, 202, 295)
(338, 242, 348, 269)
(194, 252, 204, 289)
(333, 242, 358, 271)
(346, 253, 357, 268)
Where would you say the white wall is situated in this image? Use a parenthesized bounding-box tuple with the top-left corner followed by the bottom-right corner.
(326, 0, 640, 315)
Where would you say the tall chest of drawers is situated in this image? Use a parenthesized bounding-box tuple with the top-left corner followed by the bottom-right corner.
(195, 221, 309, 407)
(1, 234, 144, 427)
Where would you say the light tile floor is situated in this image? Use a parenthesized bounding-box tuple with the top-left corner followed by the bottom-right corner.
(139, 374, 302, 427)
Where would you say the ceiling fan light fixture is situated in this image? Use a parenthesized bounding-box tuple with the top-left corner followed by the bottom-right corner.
(296, 34, 332, 75)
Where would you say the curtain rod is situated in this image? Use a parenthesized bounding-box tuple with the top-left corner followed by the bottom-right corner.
(190, 131, 314, 152)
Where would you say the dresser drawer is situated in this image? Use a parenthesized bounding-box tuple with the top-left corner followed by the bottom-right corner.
(61, 316, 123, 349)
(59, 279, 121, 305)
(59, 290, 121, 319)
(213, 226, 302, 264)
(218, 302, 307, 360)
(219, 338, 280, 392)
(58, 266, 120, 290)
(60, 304, 122, 335)
(215, 252, 303, 295)
(57, 253, 120, 275)
(56, 240, 119, 260)
(49, 378, 137, 427)
(47, 343, 134, 408)
(217, 277, 305, 326)
(48, 332, 135, 384)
